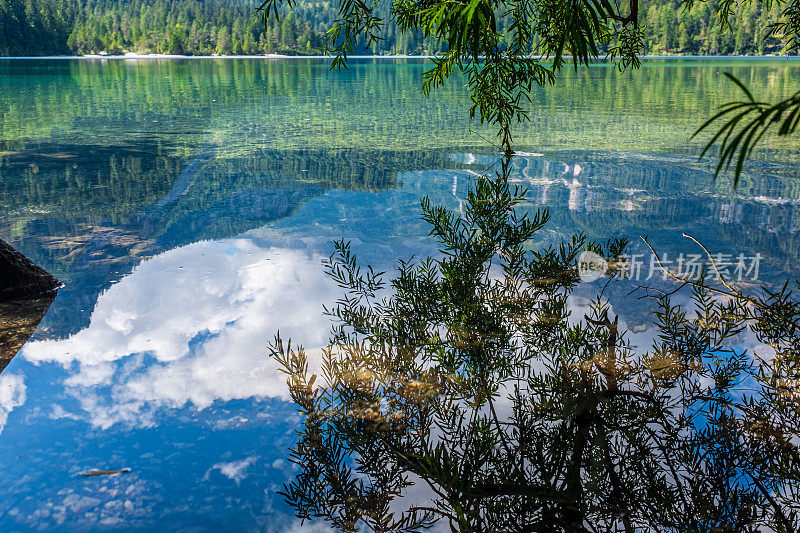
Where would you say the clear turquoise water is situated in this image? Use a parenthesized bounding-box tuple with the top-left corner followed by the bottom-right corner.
(1, 58, 800, 531)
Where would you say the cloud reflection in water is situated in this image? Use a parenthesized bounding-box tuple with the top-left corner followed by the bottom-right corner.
(22, 237, 336, 428)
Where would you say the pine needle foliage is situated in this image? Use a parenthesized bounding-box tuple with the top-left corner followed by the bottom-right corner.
(257, 0, 647, 153)
(270, 158, 800, 531)
(258, 1, 800, 529)
(257, 0, 800, 168)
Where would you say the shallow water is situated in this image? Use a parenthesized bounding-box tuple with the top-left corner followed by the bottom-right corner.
(1, 58, 799, 530)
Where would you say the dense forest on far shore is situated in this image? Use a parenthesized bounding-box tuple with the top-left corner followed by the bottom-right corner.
(0, 0, 793, 57)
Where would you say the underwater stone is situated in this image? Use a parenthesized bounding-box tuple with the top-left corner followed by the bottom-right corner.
(0, 238, 60, 301)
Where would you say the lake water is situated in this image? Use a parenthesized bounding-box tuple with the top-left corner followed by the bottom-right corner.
(1, 57, 800, 530)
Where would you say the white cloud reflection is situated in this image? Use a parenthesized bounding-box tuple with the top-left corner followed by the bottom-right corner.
(22, 237, 337, 428)
(206, 456, 259, 485)
(0, 373, 26, 431)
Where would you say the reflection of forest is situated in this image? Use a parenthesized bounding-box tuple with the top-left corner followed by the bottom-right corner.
(0, 144, 462, 336)
(493, 153, 800, 282)
(4, 59, 800, 155)
(3, 145, 800, 336)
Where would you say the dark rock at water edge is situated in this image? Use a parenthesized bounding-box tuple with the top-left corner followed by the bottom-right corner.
(0, 239, 59, 372)
(0, 238, 60, 300)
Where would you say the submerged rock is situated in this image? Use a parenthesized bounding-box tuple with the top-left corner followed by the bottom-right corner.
(0, 296, 56, 373)
(0, 239, 59, 372)
(0, 238, 60, 300)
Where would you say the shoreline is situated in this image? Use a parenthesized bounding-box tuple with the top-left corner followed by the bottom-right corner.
(0, 53, 798, 60)
(0, 53, 431, 60)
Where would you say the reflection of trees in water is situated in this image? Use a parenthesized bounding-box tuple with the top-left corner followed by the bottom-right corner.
(498, 153, 800, 281)
(5, 60, 800, 154)
(273, 159, 800, 531)
(0, 143, 446, 223)
(0, 145, 463, 337)
(713, 200, 800, 275)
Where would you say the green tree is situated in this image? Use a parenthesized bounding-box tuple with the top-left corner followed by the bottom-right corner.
(1, 0, 796, 62)
(280, 13, 297, 50)
(694, 0, 800, 182)
(216, 26, 231, 55)
(168, 23, 185, 54)
(256, 0, 788, 153)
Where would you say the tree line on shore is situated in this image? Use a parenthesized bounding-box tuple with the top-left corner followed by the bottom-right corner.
(0, 0, 793, 57)
(0, 0, 319, 55)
